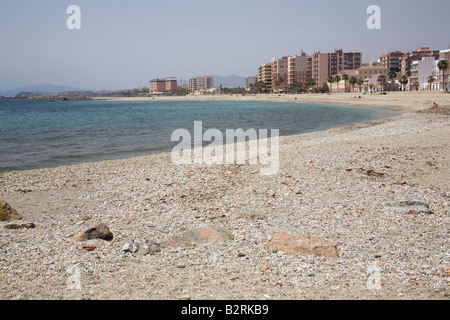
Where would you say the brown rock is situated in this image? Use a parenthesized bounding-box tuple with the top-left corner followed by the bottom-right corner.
(163, 224, 233, 248)
(4, 223, 35, 230)
(70, 223, 113, 242)
(0, 200, 22, 222)
(268, 232, 339, 258)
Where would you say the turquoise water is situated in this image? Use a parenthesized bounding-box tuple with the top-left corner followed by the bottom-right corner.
(0, 99, 399, 172)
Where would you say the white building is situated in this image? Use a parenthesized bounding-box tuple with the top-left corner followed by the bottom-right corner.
(410, 57, 437, 90)
(439, 49, 450, 91)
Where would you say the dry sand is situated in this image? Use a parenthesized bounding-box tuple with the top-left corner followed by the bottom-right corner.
(1, 92, 449, 300)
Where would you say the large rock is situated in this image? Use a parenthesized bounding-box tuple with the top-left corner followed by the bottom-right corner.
(268, 233, 339, 258)
(70, 223, 113, 242)
(163, 225, 234, 248)
(0, 200, 22, 222)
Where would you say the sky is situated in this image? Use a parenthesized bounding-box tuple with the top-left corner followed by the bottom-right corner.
(0, 0, 449, 91)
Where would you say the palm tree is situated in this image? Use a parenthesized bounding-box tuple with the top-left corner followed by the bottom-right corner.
(413, 81, 420, 91)
(292, 81, 303, 93)
(254, 80, 266, 93)
(305, 79, 316, 93)
(349, 76, 357, 92)
(357, 79, 364, 93)
(437, 60, 449, 91)
(387, 71, 397, 91)
(327, 76, 334, 94)
(427, 76, 436, 91)
(378, 75, 387, 92)
(342, 74, 349, 92)
(399, 75, 408, 91)
(334, 75, 341, 93)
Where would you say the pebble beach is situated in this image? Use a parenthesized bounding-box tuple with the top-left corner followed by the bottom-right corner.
(1, 92, 449, 300)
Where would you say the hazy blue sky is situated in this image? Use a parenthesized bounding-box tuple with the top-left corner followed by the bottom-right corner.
(1, 0, 449, 91)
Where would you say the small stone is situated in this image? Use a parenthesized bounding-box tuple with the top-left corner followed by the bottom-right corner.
(0, 201, 22, 222)
(70, 223, 113, 242)
(4, 223, 35, 230)
(82, 245, 97, 251)
(177, 263, 186, 268)
(261, 265, 269, 272)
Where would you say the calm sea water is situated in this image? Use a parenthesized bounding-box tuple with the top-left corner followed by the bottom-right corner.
(0, 99, 399, 173)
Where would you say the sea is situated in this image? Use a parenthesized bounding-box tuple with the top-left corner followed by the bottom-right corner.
(0, 99, 401, 173)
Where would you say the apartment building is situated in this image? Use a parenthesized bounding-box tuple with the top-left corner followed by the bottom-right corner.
(311, 49, 362, 87)
(245, 76, 257, 89)
(356, 66, 388, 80)
(149, 77, 178, 94)
(400, 47, 440, 77)
(438, 49, 450, 91)
(380, 51, 404, 72)
(410, 57, 438, 90)
(271, 56, 289, 90)
(188, 76, 214, 92)
(257, 62, 273, 91)
(287, 52, 310, 85)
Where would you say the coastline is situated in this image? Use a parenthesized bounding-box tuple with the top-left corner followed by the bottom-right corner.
(96, 91, 450, 113)
(1, 92, 449, 300)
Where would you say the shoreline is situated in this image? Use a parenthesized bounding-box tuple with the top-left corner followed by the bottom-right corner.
(1, 93, 449, 300)
(96, 91, 449, 113)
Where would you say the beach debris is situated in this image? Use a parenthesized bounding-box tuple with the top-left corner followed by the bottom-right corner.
(163, 224, 234, 248)
(81, 245, 97, 251)
(268, 233, 339, 258)
(4, 223, 35, 230)
(0, 200, 22, 222)
(365, 169, 385, 177)
(261, 265, 269, 272)
(122, 239, 160, 255)
(69, 223, 113, 242)
(385, 200, 433, 215)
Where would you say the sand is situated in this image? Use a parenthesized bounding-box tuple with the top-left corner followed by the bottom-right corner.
(0, 91, 449, 300)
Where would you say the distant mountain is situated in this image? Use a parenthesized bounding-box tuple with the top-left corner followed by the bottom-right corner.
(0, 84, 87, 97)
(212, 75, 246, 88)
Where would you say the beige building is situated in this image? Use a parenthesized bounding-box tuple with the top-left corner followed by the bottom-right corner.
(271, 56, 289, 91)
(288, 52, 310, 85)
(356, 66, 388, 80)
(311, 49, 362, 87)
(188, 76, 214, 92)
(257, 62, 272, 91)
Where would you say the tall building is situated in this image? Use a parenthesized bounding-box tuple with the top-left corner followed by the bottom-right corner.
(400, 47, 440, 77)
(288, 52, 310, 85)
(328, 49, 362, 76)
(271, 56, 289, 90)
(311, 49, 362, 87)
(311, 52, 329, 87)
(380, 51, 404, 72)
(245, 76, 257, 89)
(188, 76, 214, 92)
(149, 77, 178, 94)
(257, 62, 272, 91)
(438, 49, 450, 91)
(410, 57, 438, 90)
